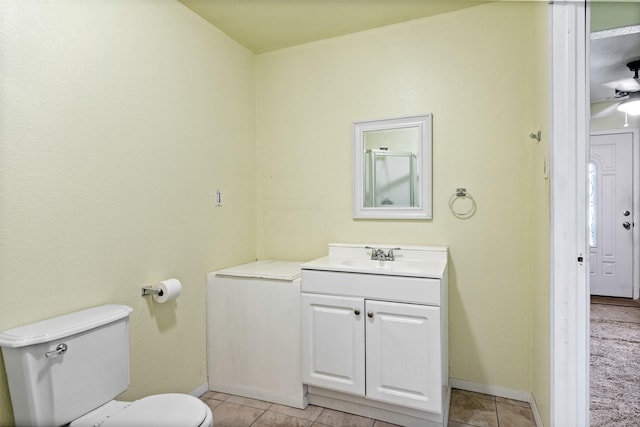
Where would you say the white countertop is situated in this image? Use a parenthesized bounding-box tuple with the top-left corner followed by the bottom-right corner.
(302, 256, 446, 279)
(301, 243, 447, 279)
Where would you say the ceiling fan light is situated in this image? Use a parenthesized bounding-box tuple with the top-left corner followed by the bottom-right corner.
(617, 99, 640, 116)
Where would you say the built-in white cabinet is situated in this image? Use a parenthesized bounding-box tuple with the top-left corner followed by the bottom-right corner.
(302, 294, 441, 412)
(301, 243, 449, 427)
(207, 261, 307, 409)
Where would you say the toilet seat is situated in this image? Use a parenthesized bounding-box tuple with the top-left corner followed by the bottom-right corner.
(71, 394, 212, 427)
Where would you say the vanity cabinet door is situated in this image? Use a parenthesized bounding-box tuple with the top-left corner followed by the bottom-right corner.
(365, 300, 442, 413)
(301, 293, 365, 396)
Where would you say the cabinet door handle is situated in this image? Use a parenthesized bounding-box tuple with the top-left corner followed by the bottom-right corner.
(354, 309, 360, 316)
(367, 312, 374, 318)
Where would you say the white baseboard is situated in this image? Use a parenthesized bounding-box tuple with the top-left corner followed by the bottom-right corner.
(529, 393, 544, 427)
(449, 378, 544, 427)
(190, 382, 209, 397)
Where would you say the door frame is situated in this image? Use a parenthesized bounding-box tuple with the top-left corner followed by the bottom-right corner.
(589, 128, 640, 300)
(550, 1, 590, 425)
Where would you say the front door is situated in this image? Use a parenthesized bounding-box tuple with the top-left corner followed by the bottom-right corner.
(589, 130, 634, 297)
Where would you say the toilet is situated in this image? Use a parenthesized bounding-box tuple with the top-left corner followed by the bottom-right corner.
(0, 304, 213, 427)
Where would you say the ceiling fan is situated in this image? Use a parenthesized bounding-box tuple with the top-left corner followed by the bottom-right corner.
(592, 59, 640, 118)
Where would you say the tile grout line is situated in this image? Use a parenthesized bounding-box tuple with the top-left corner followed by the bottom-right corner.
(247, 407, 266, 427)
(245, 403, 327, 427)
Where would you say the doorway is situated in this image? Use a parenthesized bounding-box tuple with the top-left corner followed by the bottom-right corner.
(588, 129, 639, 299)
(587, 5, 640, 426)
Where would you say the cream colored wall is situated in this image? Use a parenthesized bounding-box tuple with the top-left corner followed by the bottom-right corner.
(0, 1, 256, 425)
(257, 0, 549, 401)
(528, 3, 551, 425)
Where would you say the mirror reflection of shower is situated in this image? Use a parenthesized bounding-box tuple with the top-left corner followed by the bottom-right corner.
(363, 126, 420, 208)
(364, 148, 418, 207)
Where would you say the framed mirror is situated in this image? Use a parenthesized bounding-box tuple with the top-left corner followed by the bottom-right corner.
(353, 114, 432, 219)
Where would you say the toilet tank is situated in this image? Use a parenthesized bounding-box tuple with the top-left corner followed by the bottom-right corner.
(0, 304, 133, 427)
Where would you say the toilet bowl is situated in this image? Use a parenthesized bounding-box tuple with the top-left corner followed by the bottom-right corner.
(70, 394, 214, 427)
(0, 304, 214, 427)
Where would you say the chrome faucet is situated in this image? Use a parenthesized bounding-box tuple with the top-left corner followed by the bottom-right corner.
(365, 246, 401, 261)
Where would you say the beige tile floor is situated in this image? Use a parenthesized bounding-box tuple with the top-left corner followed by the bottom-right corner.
(447, 390, 536, 427)
(199, 389, 536, 427)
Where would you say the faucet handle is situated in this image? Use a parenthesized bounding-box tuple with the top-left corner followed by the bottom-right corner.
(365, 246, 387, 260)
(386, 247, 401, 260)
(365, 246, 401, 261)
(365, 246, 378, 260)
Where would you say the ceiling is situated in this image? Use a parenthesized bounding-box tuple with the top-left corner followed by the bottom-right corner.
(178, 0, 640, 113)
(590, 3, 640, 116)
(591, 29, 640, 103)
(179, 0, 486, 54)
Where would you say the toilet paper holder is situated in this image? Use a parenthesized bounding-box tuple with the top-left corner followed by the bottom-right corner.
(140, 279, 182, 303)
(141, 286, 164, 297)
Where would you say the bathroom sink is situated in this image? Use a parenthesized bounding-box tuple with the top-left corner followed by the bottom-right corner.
(301, 243, 448, 304)
(301, 243, 447, 279)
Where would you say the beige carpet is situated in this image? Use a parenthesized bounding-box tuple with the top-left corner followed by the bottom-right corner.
(590, 317, 640, 426)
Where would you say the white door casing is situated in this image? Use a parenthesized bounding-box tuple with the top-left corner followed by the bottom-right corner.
(550, 1, 590, 426)
(589, 130, 635, 297)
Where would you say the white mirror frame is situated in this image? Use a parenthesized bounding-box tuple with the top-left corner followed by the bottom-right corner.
(353, 114, 432, 219)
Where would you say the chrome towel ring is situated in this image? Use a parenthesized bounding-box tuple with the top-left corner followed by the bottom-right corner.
(449, 188, 477, 219)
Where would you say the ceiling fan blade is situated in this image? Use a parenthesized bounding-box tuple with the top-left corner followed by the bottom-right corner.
(591, 101, 621, 119)
(591, 94, 627, 104)
(602, 77, 640, 92)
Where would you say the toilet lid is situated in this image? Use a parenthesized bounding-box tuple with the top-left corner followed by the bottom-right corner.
(102, 394, 208, 427)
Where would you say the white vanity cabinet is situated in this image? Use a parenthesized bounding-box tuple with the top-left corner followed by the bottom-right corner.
(301, 243, 448, 427)
(302, 295, 441, 412)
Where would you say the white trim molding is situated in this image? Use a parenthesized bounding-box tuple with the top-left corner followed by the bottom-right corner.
(550, 1, 590, 426)
(529, 393, 545, 427)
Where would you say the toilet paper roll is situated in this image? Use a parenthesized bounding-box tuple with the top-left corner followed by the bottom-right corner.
(153, 278, 182, 303)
